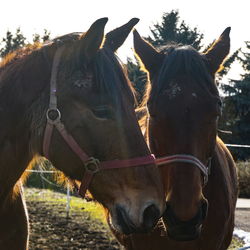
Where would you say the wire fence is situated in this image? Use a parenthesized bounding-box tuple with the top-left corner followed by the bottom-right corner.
(225, 144, 250, 148)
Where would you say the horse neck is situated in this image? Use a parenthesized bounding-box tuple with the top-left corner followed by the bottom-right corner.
(0, 124, 33, 198)
(0, 56, 48, 198)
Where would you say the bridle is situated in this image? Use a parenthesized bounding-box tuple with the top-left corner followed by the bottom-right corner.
(144, 113, 211, 186)
(42, 46, 156, 198)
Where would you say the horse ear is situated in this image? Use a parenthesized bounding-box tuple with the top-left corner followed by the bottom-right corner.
(104, 18, 139, 52)
(79, 17, 108, 60)
(133, 29, 163, 73)
(205, 27, 231, 74)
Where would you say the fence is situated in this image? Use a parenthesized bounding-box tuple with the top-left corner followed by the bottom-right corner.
(25, 168, 72, 217)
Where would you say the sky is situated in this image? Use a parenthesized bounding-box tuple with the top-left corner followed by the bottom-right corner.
(0, 0, 249, 79)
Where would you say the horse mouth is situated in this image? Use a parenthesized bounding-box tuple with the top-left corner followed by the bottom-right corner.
(167, 224, 202, 241)
(163, 202, 205, 241)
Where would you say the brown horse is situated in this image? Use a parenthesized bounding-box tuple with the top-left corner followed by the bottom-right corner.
(110, 28, 238, 249)
(0, 18, 166, 249)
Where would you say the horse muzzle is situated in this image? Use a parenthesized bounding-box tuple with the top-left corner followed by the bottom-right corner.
(163, 201, 208, 241)
(109, 203, 161, 235)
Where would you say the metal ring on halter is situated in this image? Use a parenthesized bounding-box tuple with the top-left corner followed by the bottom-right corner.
(46, 108, 61, 124)
(84, 157, 100, 173)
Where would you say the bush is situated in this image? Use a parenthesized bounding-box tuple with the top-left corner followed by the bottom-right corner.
(237, 161, 250, 198)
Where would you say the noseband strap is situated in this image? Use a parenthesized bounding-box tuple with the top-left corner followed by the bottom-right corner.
(43, 46, 156, 198)
(155, 154, 210, 185)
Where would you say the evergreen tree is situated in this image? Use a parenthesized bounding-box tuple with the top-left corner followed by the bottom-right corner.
(127, 57, 147, 104)
(147, 10, 204, 50)
(0, 28, 50, 58)
(0, 28, 26, 57)
(217, 49, 240, 81)
(127, 9, 238, 107)
(32, 29, 51, 43)
(128, 10, 205, 104)
(221, 42, 250, 159)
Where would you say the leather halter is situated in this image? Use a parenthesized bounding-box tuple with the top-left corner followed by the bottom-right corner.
(43, 46, 156, 198)
(155, 154, 211, 185)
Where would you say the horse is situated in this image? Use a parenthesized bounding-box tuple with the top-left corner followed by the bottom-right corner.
(110, 27, 238, 250)
(0, 18, 166, 249)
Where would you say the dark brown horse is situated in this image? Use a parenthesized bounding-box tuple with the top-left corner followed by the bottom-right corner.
(111, 28, 238, 249)
(0, 18, 166, 249)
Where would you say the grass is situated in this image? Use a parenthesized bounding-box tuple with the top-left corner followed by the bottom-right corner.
(25, 188, 106, 222)
(228, 237, 244, 249)
(24, 188, 246, 249)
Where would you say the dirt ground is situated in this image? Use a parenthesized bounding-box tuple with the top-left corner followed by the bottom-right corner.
(25, 189, 120, 250)
(25, 188, 249, 250)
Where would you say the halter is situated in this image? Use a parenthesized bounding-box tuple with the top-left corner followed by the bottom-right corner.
(145, 108, 211, 185)
(43, 46, 156, 198)
(155, 154, 211, 185)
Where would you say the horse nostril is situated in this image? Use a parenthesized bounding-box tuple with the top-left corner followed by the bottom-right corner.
(142, 204, 160, 231)
(201, 200, 208, 220)
(115, 205, 134, 235)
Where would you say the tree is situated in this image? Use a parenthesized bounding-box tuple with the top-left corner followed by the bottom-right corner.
(127, 57, 147, 104)
(32, 29, 51, 43)
(0, 28, 26, 57)
(220, 42, 250, 160)
(146, 10, 204, 50)
(0, 28, 50, 58)
(128, 10, 206, 104)
(128, 10, 204, 104)
(127, 10, 237, 104)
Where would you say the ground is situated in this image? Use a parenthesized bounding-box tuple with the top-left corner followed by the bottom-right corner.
(235, 208, 250, 232)
(25, 189, 119, 250)
(24, 188, 247, 250)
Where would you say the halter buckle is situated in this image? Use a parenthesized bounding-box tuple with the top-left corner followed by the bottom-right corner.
(84, 157, 100, 173)
(46, 108, 61, 124)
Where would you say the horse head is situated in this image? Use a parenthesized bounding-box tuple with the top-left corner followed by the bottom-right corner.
(133, 27, 230, 240)
(0, 18, 165, 235)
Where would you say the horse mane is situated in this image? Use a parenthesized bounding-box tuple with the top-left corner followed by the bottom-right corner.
(0, 43, 42, 69)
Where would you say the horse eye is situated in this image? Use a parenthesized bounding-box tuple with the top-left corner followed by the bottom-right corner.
(92, 107, 113, 119)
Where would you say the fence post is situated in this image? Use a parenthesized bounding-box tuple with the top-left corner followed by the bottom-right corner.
(66, 182, 71, 218)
